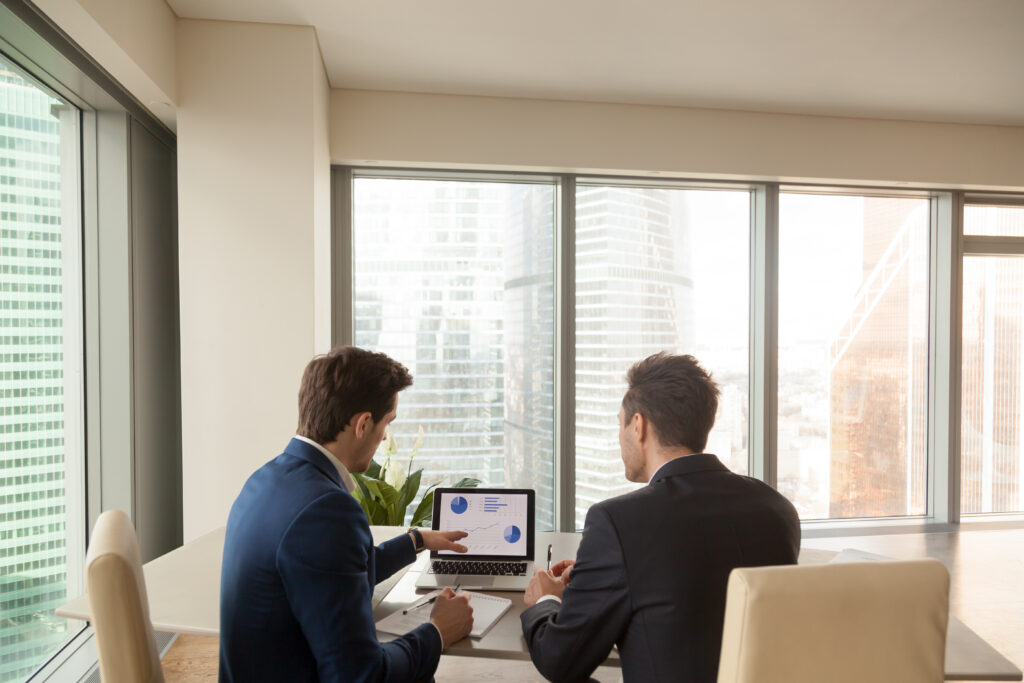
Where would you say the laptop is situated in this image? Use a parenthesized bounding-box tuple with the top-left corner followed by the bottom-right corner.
(415, 488, 535, 591)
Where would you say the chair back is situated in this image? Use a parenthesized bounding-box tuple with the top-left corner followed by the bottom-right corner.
(717, 558, 949, 683)
(85, 509, 166, 683)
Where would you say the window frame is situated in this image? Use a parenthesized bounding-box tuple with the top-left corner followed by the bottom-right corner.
(335, 167, 1024, 533)
(958, 192, 1024, 517)
(1, 0, 179, 679)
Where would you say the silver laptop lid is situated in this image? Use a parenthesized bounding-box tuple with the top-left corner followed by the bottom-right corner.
(430, 488, 535, 562)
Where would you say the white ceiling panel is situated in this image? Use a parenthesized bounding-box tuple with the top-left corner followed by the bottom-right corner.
(167, 0, 1024, 125)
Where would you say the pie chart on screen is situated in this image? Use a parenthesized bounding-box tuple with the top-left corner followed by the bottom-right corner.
(450, 496, 468, 514)
(503, 525, 521, 543)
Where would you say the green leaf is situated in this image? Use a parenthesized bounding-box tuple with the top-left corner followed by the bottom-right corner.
(397, 468, 423, 522)
(351, 486, 377, 522)
(366, 459, 382, 479)
(451, 477, 482, 489)
(374, 480, 401, 525)
(410, 489, 435, 527)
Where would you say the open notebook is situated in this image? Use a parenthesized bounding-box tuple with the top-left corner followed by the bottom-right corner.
(376, 590, 512, 639)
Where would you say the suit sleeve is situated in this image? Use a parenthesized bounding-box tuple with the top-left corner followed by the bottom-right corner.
(276, 492, 441, 683)
(375, 534, 417, 582)
(520, 505, 631, 682)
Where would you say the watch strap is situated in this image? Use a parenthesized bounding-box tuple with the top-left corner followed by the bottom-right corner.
(408, 527, 425, 552)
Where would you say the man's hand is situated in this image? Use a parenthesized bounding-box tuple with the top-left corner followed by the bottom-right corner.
(550, 559, 575, 586)
(419, 530, 469, 553)
(523, 568, 565, 607)
(428, 587, 473, 648)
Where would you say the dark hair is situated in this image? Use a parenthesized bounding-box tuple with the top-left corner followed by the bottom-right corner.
(621, 352, 720, 452)
(297, 346, 413, 443)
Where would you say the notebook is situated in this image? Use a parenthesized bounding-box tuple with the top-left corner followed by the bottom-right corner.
(375, 590, 512, 639)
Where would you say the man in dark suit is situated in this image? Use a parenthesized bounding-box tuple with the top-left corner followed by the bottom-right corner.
(220, 347, 474, 682)
(521, 352, 800, 683)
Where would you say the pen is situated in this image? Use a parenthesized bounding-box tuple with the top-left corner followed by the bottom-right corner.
(546, 544, 552, 571)
(403, 585, 460, 615)
(402, 595, 437, 614)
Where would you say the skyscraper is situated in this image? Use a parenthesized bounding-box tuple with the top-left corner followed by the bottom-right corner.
(0, 63, 71, 682)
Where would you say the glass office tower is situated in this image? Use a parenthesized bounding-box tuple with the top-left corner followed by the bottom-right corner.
(0, 62, 76, 681)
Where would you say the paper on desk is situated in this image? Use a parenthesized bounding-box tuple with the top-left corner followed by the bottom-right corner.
(376, 590, 511, 640)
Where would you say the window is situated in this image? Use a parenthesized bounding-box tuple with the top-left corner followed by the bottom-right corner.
(961, 203, 1024, 514)
(777, 193, 929, 519)
(0, 56, 84, 682)
(573, 184, 750, 521)
(352, 176, 557, 528)
(342, 170, 1024, 529)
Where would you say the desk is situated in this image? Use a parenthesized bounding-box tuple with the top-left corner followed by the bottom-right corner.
(57, 527, 1023, 680)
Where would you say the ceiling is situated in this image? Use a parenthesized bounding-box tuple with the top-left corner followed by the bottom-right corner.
(165, 0, 1024, 126)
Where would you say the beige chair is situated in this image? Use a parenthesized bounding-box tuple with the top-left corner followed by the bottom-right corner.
(85, 509, 166, 683)
(717, 559, 950, 683)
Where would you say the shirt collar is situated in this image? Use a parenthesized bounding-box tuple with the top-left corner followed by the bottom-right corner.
(293, 435, 356, 493)
(648, 452, 727, 485)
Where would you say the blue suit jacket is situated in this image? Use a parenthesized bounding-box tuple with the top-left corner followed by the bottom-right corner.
(219, 438, 441, 682)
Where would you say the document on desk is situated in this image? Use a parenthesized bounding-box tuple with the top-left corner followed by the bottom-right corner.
(376, 590, 512, 639)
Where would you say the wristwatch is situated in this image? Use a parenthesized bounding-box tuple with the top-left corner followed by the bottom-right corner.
(408, 527, 425, 552)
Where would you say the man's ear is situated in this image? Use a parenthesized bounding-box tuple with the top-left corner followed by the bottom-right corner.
(633, 413, 648, 443)
(352, 411, 373, 438)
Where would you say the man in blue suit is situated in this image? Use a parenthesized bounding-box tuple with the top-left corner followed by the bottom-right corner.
(220, 347, 474, 682)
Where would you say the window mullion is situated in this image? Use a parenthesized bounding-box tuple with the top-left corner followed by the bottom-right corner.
(750, 184, 779, 486)
(556, 175, 576, 531)
(928, 192, 962, 524)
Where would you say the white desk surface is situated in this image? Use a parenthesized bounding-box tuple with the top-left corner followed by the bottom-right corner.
(56, 527, 1023, 680)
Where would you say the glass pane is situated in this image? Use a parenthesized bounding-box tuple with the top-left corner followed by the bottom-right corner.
(353, 178, 557, 529)
(574, 185, 750, 526)
(0, 59, 83, 680)
(778, 194, 929, 520)
(964, 205, 1024, 237)
(961, 256, 1024, 514)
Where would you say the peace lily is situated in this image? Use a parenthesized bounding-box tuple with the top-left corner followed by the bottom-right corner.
(351, 425, 479, 526)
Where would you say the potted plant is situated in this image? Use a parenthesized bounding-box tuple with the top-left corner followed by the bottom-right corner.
(351, 426, 481, 526)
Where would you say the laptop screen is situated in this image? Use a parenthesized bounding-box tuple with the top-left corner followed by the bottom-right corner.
(433, 489, 534, 559)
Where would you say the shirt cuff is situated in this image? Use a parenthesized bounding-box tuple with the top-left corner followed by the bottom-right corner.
(536, 594, 562, 605)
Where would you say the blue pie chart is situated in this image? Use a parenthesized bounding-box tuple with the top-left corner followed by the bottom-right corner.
(450, 496, 468, 514)
(503, 525, 521, 543)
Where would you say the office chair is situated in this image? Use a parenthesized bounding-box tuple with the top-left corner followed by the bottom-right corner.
(717, 559, 949, 683)
(85, 509, 167, 683)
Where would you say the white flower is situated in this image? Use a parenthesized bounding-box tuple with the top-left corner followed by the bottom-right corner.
(382, 458, 406, 490)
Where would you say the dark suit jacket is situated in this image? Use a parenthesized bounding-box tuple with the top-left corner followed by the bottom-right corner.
(521, 453, 800, 683)
(219, 438, 441, 682)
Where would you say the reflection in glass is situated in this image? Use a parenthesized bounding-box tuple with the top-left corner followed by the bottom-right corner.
(353, 178, 556, 528)
(961, 255, 1024, 514)
(778, 194, 929, 520)
(0, 59, 81, 681)
(573, 186, 750, 525)
(963, 205, 1024, 237)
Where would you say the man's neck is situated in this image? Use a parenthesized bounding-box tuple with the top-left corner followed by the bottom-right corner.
(320, 439, 359, 473)
(644, 447, 697, 482)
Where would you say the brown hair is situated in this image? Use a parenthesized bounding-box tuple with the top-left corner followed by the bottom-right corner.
(297, 346, 413, 443)
(622, 352, 720, 452)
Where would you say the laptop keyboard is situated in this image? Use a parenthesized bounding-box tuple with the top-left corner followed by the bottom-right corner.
(429, 560, 528, 576)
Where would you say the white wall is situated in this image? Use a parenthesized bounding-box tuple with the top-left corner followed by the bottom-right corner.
(177, 20, 330, 540)
(34, 0, 177, 129)
(331, 89, 1024, 191)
